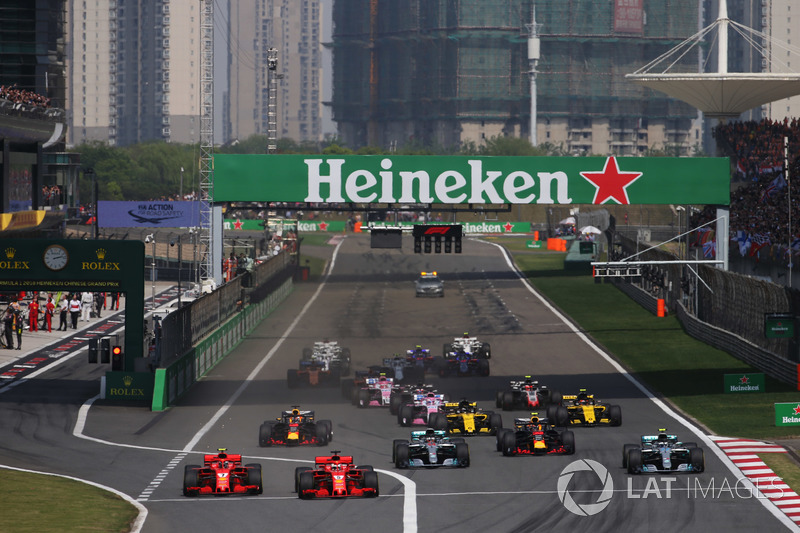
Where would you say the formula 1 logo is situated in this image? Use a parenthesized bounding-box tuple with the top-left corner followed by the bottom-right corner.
(423, 227, 451, 235)
(557, 459, 614, 516)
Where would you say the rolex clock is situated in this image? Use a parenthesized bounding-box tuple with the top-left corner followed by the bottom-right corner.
(43, 244, 69, 271)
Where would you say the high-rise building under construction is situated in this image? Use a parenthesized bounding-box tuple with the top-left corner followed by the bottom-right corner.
(329, 0, 702, 155)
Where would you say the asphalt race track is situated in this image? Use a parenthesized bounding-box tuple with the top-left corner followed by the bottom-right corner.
(0, 234, 795, 533)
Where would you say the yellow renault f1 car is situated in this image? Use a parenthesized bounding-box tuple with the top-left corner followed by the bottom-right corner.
(547, 389, 622, 427)
(432, 400, 503, 436)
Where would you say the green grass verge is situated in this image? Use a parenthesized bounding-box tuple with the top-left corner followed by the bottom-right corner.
(760, 453, 800, 492)
(510, 249, 800, 440)
(0, 469, 137, 532)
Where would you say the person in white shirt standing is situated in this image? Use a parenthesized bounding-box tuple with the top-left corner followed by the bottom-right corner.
(81, 291, 94, 321)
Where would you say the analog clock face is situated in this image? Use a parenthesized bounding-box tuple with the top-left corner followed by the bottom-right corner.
(43, 245, 69, 271)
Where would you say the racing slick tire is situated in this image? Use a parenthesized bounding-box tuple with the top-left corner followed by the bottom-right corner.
(259, 422, 274, 447)
(287, 369, 299, 389)
(390, 393, 405, 415)
(395, 443, 410, 468)
(495, 429, 511, 452)
(608, 405, 622, 426)
(315, 422, 330, 446)
(393, 439, 409, 463)
(433, 357, 449, 378)
(549, 390, 562, 406)
(622, 444, 638, 468)
(682, 442, 698, 449)
(495, 390, 504, 409)
(295, 467, 312, 493)
(488, 413, 503, 434)
(429, 412, 447, 431)
(340, 378, 354, 399)
(561, 430, 576, 454)
(479, 343, 491, 359)
(357, 465, 374, 472)
(183, 465, 200, 497)
(298, 471, 315, 499)
(363, 471, 380, 497)
(455, 442, 470, 467)
(627, 449, 642, 474)
(358, 389, 371, 408)
(502, 391, 515, 411)
(500, 430, 517, 456)
(477, 359, 490, 377)
(553, 406, 569, 427)
(449, 437, 466, 444)
(301, 347, 313, 361)
(399, 405, 414, 427)
(341, 348, 352, 376)
(690, 447, 705, 472)
(351, 386, 360, 406)
(443, 343, 451, 357)
(245, 464, 263, 494)
(318, 420, 333, 442)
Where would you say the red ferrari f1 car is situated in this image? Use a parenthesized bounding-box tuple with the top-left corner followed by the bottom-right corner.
(295, 451, 379, 499)
(183, 449, 263, 496)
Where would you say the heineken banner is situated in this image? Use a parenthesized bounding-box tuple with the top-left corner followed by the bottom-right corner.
(775, 402, 800, 426)
(724, 373, 765, 394)
(224, 219, 533, 234)
(213, 155, 730, 205)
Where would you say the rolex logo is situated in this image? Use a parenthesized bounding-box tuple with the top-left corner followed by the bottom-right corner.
(5, 247, 15, 259)
(123, 375, 133, 387)
(95, 248, 106, 260)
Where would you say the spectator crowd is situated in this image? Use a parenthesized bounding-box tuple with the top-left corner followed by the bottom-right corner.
(0, 84, 51, 108)
(690, 118, 800, 261)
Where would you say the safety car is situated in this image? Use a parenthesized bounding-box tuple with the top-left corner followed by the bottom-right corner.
(393, 428, 470, 468)
(258, 407, 332, 447)
(415, 271, 444, 297)
(182, 449, 262, 496)
(622, 429, 705, 474)
(295, 451, 379, 499)
(495, 414, 575, 456)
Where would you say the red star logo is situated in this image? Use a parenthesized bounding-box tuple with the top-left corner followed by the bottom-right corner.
(794, 404, 800, 415)
(579, 157, 643, 205)
(503, 222, 514, 232)
(319, 221, 328, 231)
(233, 219, 243, 230)
(739, 375, 749, 385)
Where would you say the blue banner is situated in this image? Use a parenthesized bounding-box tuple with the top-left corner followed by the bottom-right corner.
(98, 201, 201, 228)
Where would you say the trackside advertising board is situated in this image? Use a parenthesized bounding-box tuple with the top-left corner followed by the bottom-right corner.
(723, 373, 765, 394)
(775, 402, 800, 426)
(212, 155, 730, 206)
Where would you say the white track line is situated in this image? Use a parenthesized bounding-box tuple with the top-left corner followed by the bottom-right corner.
(73, 238, 419, 533)
(487, 240, 800, 533)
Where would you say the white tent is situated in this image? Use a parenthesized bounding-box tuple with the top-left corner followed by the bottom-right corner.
(559, 216, 575, 225)
(580, 226, 602, 235)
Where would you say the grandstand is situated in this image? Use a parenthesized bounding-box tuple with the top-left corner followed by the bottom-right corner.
(0, 2, 75, 236)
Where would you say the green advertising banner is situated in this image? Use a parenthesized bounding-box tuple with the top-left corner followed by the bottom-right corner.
(526, 240, 545, 249)
(724, 373, 765, 394)
(213, 155, 730, 205)
(775, 402, 800, 426)
(765, 313, 795, 339)
(224, 219, 533, 234)
(105, 371, 154, 402)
